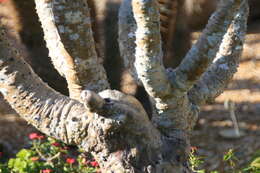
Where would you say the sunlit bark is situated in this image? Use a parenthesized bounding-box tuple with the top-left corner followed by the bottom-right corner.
(0, 0, 249, 172)
(35, 0, 109, 100)
(188, 0, 248, 106)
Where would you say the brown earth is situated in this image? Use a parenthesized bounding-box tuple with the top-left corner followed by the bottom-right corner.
(190, 22, 260, 172)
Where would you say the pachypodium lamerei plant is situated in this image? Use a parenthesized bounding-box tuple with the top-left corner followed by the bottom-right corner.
(0, 0, 249, 172)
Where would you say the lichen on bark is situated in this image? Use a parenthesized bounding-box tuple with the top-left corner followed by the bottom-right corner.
(0, 0, 249, 172)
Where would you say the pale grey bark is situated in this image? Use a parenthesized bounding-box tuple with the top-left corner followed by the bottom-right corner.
(0, 0, 249, 172)
(0, 27, 87, 144)
(132, 0, 170, 99)
(188, 0, 248, 106)
(0, 27, 164, 172)
(167, 0, 243, 94)
(35, 0, 109, 100)
(118, 0, 179, 85)
(118, 0, 140, 84)
(131, 0, 191, 139)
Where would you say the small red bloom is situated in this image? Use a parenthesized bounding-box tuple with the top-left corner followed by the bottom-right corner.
(42, 169, 52, 173)
(0, 152, 3, 157)
(90, 161, 99, 167)
(29, 133, 38, 140)
(38, 135, 44, 140)
(51, 142, 60, 147)
(66, 158, 76, 164)
(31, 157, 39, 161)
(0, 0, 7, 3)
(29, 133, 44, 140)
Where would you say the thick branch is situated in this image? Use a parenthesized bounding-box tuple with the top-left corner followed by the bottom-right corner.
(168, 0, 243, 94)
(118, 0, 179, 84)
(118, 0, 140, 84)
(0, 26, 90, 144)
(35, 0, 109, 100)
(132, 0, 172, 102)
(1, 27, 188, 172)
(129, 1, 193, 144)
(0, 27, 170, 172)
(188, 1, 249, 106)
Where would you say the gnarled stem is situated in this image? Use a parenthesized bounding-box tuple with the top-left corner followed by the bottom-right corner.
(0, 26, 90, 144)
(0, 26, 166, 173)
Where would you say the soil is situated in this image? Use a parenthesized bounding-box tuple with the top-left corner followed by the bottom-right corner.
(191, 21, 260, 172)
(0, 17, 259, 173)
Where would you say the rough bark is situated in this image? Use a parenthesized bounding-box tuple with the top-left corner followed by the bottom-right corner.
(188, 0, 249, 106)
(0, 27, 190, 172)
(131, 0, 190, 134)
(35, 0, 109, 100)
(167, 0, 243, 93)
(0, 0, 249, 172)
(118, 0, 189, 84)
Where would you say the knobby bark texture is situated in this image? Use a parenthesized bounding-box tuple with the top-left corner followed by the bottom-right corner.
(0, 0, 248, 172)
(35, 0, 109, 100)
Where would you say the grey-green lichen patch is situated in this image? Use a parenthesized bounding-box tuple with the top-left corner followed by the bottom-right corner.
(69, 33, 79, 40)
(58, 25, 65, 33)
(64, 11, 83, 24)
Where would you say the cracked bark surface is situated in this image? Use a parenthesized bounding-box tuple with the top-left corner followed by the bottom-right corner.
(0, 0, 249, 172)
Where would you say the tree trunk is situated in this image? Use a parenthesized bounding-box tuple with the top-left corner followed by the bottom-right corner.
(0, 0, 249, 172)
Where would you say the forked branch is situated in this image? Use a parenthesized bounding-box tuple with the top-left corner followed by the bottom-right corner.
(168, 0, 243, 94)
(0, 26, 162, 172)
(0, 0, 250, 172)
(132, 0, 172, 99)
(188, 1, 249, 106)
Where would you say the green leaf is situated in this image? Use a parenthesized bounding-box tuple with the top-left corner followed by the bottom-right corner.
(223, 150, 233, 161)
(0, 163, 9, 173)
(251, 157, 260, 168)
(16, 149, 34, 160)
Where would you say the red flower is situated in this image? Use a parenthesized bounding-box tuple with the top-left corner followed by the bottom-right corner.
(29, 133, 44, 140)
(0, 152, 3, 157)
(38, 135, 44, 139)
(29, 133, 38, 140)
(42, 169, 52, 173)
(31, 157, 39, 161)
(66, 158, 76, 164)
(90, 161, 99, 167)
(0, 0, 7, 3)
(51, 142, 60, 147)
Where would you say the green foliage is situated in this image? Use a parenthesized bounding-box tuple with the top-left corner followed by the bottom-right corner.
(1, 136, 259, 173)
(242, 149, 260, 173)
(0, 133, 99, 173)
(189, 147, 260, 173)
(189, 147, 205, 173)
(223, 149, 238, 171)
